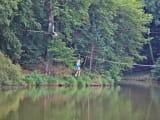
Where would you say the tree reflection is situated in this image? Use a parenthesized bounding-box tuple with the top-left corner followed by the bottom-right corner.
(0, 90, 25, 120)
(0, 86, 160, 120)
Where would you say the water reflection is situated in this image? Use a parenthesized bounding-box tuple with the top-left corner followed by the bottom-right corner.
(0, 90, 25, 120)
(0, 85, 160, 120)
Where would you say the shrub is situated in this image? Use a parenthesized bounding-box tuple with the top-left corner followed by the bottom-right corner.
(24, 71, 57, 85)
(0, 51, 24, 85)
(49, 38, 76, 68)
(62, 76, 77, 86)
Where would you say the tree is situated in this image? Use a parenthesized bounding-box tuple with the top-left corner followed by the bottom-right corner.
(49, 37, 75, 67)
(0, 0, 152, 81)
(16, 0, 91, 69)
(144, 0, 160, 66)
(73, 0, 117, 71)
(145, 0, 160, 25)
(73, 0, 152, 80)
(0, 0, 22, 62)
(12, 0, 44, 68)
(0, 51, 24, 85)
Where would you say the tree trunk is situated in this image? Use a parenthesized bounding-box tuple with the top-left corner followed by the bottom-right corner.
(148, 42, 155, 64)
(148, 30, 155, 64)
(48, 0, 54, 32)
(89, 43, 95, 71)
(45, 0, 54, 75)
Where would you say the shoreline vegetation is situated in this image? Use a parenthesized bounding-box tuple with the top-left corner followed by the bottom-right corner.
(119, 71, 160, 88)
(1, 0, 160, 88)
(24, 71, 114, 87)
(1, 50, 160, 88)
(0, 71, 114, 88)
(0, 53, 113, 87)
(0, 51, 114, 87)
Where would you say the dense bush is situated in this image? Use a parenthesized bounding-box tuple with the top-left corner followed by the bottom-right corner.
(24, 71, 57, 85)
(0, 51, 24, 85)
(24, 70, 114, 87)
(24, 72, 85, 86)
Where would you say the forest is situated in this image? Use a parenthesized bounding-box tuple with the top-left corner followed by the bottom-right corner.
(0, 0, 160, 86)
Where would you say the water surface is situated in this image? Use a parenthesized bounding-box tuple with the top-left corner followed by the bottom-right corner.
(0, 85, 160, 120)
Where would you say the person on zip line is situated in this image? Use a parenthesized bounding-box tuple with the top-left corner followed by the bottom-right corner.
(75, 59, 81, 77)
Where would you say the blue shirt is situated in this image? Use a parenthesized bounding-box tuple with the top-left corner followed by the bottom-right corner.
(76, 63, 80, 70)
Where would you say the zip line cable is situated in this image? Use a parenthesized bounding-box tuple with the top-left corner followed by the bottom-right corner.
(79, 54, 160, 68)
(25, 29, 160, 34)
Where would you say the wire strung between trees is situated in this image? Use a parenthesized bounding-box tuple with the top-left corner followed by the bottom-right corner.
(79, 55, 159, 68)
(25, 29, 160, 34)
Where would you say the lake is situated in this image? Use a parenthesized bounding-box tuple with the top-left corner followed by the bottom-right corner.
(0, 85, 160, 120)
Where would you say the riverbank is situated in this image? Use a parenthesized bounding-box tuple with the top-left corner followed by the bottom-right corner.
(0, 68, 114, 88)
(19, 71, 113, 88)
(123, 71, 153, 81)
(116, 71, 160, 88)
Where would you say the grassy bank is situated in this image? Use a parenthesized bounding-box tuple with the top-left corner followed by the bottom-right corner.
(24, 71, 114, 87)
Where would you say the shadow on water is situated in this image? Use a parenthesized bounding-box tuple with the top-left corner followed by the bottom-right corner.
(0, 85, 160, 120)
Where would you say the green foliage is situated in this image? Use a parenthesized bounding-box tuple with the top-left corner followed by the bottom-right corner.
(0, 0, 20, 26)
(62, 76, 78, 86)
(113, 0, 152, 59)
(74, 0, 152, 79)
(0, 0, 154, 83)
(13, 0, 43, 67)
(24, 71, 113, 86)
(54, 0, 92, 44)
(49, 37, 76, 67)
(0, 51, 24, 85)
(24, 71, 57, 85)
(0, 0, 22, 61)
(143, 0, 160, 65)
(145, 0, 160, 25)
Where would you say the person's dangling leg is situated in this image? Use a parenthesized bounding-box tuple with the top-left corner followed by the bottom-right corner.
(75, 71, 78, 77)
(78, 69, 80, 76)
(75, 65, 78, 77)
